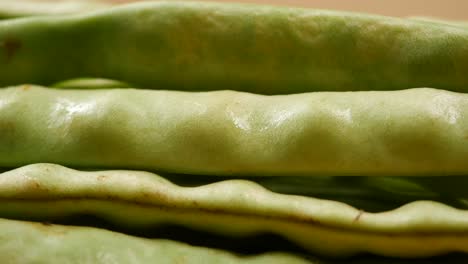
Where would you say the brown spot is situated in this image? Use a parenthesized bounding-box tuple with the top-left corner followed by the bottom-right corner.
(26, 179, 41, 190)
(29, 221, 66, 235)
(97, 175, 108, 181)
(138, 190, 172, 204)
(24, 178, 49, 195)
(104, 194, 114, 199)
(174, 255, 187, 264)
(353, 210, 364, 223)
(1, 121, 15, 136)
(1, 38, 22, 62)
(21, 85, 31, 91)
(304, 217, 319, 225)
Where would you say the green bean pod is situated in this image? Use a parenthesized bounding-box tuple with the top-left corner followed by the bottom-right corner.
(0, 0, 107, 19)
(2, 163, 468, 258)
(1, 85, 468, 176)
(1, 1, 468, 93)
(0, 217, 310, 264)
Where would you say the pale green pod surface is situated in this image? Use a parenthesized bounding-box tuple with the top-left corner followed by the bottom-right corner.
(52, 78, 130, 89)
(0, 0, 108, 19)
(2, 85, 468, 176)
(2, 164, 468, 258)
(1, 219, 466, 264)
(179, 174, 468, 212)
(0, 217, 311, 264)
(408, 17, 468, 29)
(1, 1, 468, 93)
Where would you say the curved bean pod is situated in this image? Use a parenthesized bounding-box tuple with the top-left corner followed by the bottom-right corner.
(1, 1, 468, 93)
(2, 163, 468, 257)
(0, 217, 309, 264)
(1, 85, 468, 176)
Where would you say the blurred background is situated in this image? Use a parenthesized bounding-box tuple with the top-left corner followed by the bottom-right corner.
(15, 0, 468, 20)
(106, 0, 468, 20)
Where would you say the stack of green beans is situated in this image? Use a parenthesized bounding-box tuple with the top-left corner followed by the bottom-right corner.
(1, 1, 468, 263)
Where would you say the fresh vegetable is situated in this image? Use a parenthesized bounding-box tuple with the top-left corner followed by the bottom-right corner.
(1, 85, 468, 176)
(1, 1, 467, 262)
(1, 1, 468, 93)
(0, 217, 310, 264)
(176, 174, 468, 212)
(1, 163, 468, 258)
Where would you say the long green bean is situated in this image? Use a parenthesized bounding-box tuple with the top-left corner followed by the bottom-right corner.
(1, 1, 468, 93)
(2, 85, 468, 176)
(2, 163, 468, 257)
(0, 217, 310, 264)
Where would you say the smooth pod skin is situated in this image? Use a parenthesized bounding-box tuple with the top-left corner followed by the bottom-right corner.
(2, 85, 468, 176)
(1, 1, 468, 93)
(2, 164, 468, 258)
(0, 217, 310, 264)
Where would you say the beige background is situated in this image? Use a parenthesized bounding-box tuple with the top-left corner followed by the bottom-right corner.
(103, 0, 468, 20)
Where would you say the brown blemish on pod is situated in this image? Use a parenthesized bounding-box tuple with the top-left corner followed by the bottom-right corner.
(354, 210, 364, 223)
(97, 175, 108, 181)
(0, 121, 15, 137)
(21, 177, 49, 197)
(28, 221, 67, 235)
(1, 37, 21, 62)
